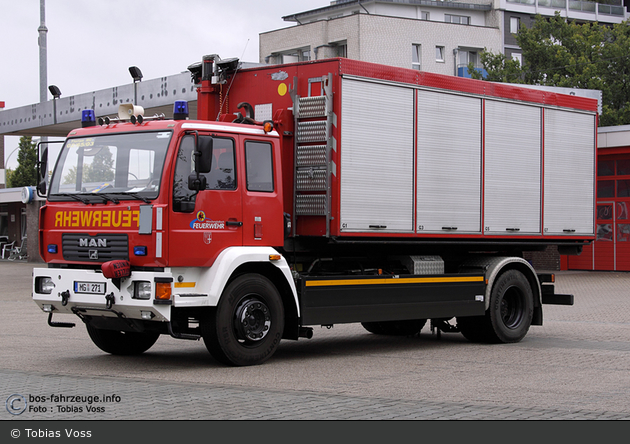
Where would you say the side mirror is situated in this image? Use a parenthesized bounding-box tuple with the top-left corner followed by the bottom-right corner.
(195, 136, 213, 174)
(188, 172, 207, 192)
(37, 146, 48, 197)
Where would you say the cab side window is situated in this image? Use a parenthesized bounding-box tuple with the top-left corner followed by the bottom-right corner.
(206, 138, 236, 190)
(245, 141, 274, 192)
(173, 135, 196, 211)
(173, 135, 237, 212)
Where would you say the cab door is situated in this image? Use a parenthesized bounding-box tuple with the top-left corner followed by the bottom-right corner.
(169, 134, 242, 267)
(241, 138, 284, 247)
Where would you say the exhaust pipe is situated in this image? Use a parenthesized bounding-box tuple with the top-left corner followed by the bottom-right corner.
(298, 327, 313, 339)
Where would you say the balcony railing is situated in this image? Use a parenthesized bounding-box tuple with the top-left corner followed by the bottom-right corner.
(458, 65, 488, 79)
(507, 0, 626, 16)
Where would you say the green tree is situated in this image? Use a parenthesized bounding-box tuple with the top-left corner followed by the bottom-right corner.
(8, 136, 37, 188)
(85, 147, 114, 183)
(471, 12, 630, 126)
(4, 168, 14, 187)
(62, 146, 114, 186)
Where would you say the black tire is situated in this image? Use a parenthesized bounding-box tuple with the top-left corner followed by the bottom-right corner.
(457, 269, 534, 344)
(361, 319, 427, 336)
(86, 324, 159, 355)
(202, 274, 284, 366)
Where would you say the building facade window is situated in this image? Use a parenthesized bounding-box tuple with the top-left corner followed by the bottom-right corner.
(510, 17, 520, 34)
(512, 53, 523, 66)
(420, 11, 430, 20)
(334, 44, 347, 58)
(459, 50, 478, 68)
(281, 48, 311, 64)
(445, 14, 470, 25)
(435, 46, 445, 62)
(412, 44, 421, 70)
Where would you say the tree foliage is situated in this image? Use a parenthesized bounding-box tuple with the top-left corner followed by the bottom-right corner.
(8, 136, 37, 188)
(471, 12, 630, 126)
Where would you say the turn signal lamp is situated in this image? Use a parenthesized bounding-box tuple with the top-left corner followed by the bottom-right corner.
(81, 110, 96, 128)
(263, 120, 274, 133)
(155, 282, 172, 300)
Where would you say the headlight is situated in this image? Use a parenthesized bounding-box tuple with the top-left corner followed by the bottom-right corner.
(133, 281, 151, 300)
(36, 277, 55, 294)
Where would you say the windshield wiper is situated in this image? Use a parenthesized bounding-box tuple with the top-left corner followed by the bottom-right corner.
(102, 192, 151, 204)
(94, 194, 120, 204)
(127, 193, 151, 204)
(57, 193, 91, 205)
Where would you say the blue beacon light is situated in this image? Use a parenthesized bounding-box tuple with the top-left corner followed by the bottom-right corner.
(81, 110, 96, 127)
(173, 101, 189, 121)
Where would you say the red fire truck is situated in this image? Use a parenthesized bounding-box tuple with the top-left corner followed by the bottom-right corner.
(32, 56, 597, 366)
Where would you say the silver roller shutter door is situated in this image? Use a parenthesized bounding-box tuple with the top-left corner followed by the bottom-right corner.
(416, 90, 482, 233)
(484, 100, 542, 234)
(340, 79, 415, 232)
(543, 109, 595, 235)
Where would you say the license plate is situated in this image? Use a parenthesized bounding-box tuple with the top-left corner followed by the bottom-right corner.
(74, 281, 106, 295)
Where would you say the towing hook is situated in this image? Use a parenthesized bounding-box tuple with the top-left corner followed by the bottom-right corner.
(105, 293, 116, 310)
(60, 290, 70, 306)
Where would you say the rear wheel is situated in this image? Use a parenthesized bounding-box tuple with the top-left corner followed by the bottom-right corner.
(457, 269, 534, 343)
(86, 324, 159, 355)
(361, 319, 427, 336)
(202, 274, 284, 366)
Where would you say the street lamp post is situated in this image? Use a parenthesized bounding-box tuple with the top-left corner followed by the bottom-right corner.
(48, 85, 61, 124)
(129, 66, 143, 105)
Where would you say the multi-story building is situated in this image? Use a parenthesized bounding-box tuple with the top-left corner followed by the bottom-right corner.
(260, 0, 629, 77)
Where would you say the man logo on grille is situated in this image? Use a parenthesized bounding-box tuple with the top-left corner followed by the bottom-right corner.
(89, 250, 99, 260)
(79, 238, 107, 247)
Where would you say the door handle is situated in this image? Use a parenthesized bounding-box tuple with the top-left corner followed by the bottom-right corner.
(226, 221, 243, 227)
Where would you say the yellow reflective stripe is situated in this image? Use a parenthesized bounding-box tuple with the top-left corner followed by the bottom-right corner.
(305, 276, 484, 287)
(174, 282, 195, 288)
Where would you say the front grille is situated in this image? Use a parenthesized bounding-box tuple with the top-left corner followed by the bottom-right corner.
(62, 233, 129, 262)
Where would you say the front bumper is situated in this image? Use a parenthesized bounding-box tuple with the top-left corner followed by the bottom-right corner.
(32, 267, 174, 323)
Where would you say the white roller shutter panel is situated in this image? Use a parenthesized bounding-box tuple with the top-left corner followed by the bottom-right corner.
(417, 90, 482, 233)
(340, 79, 415, 232)
(544, 109, 595, 235)
(484, 100, 541, 234)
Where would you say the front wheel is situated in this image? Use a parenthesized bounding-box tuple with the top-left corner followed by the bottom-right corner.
(202, 274, 284, 366)
(86, 324, 159, 355)
(457, 269, 534, 343)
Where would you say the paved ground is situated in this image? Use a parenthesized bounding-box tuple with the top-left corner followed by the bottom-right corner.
(1, 260, 629, 421)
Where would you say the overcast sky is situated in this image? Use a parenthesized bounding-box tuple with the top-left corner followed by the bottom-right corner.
(1, 0, 327, 169)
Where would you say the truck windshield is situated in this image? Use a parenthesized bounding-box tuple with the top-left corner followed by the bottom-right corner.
(48, 131, 171, 202)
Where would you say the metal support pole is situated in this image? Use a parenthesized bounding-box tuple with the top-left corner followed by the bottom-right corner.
(38, 0, 48, 145)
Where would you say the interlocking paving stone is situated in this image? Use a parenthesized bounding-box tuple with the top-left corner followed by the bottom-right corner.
(2, 369, 628, 421)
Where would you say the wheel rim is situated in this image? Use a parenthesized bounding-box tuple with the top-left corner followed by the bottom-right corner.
(500, 286, 524, 329)
(234, 296, 271, 342)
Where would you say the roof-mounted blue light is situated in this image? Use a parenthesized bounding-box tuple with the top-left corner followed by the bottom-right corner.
(173, 101, 189, 121)
(82, 109, 96, 127)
